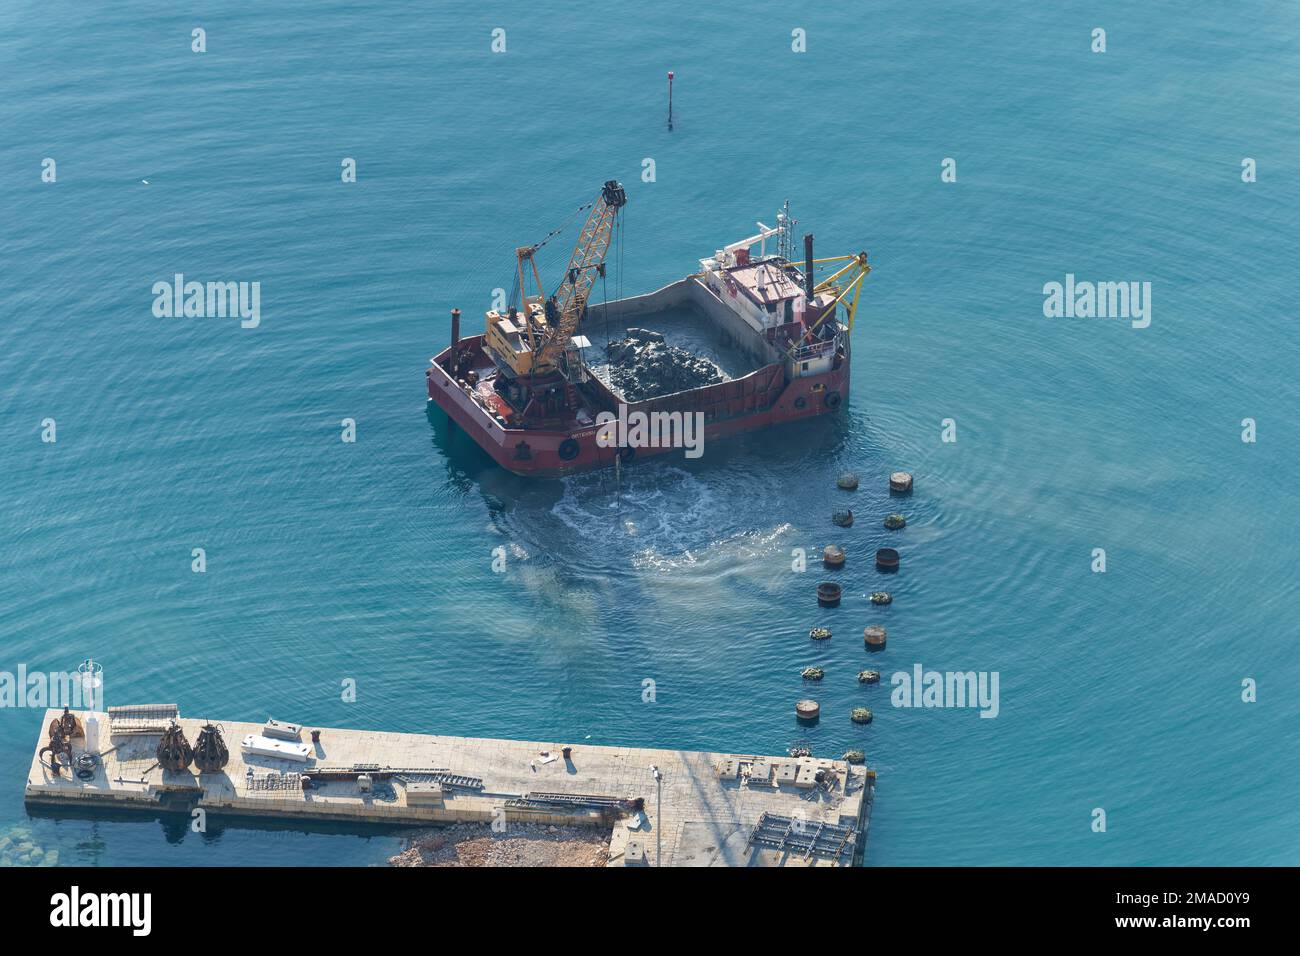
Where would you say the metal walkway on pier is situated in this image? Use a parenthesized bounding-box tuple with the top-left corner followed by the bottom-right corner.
(505, 791, 629, 813)
(306, 765, 485, 790)
(748, 811, 857, 862)
(397, 770, 484, 791)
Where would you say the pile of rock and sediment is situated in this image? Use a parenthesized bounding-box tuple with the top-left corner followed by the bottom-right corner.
(603, 328, 724, 402)
(388, 822, 611, 868)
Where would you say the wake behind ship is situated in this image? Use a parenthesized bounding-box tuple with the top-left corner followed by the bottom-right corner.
(426, 182, 871, 477)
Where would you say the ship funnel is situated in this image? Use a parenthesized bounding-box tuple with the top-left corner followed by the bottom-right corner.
(803, 234, 815, 300)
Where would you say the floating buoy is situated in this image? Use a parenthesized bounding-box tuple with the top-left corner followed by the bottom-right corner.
(883, 513, 907, 530)
(801, 667, 825, 681)
(858, 669, 881, 683)
(870, 591, 892, 606)
(889, 471, 913, 494)
(851, 707, 874, 724)
(817, 582, 842, 607)
(875, 547, 900, 571)
(809, 626, 832, 640)
(843, 749, 865, 765)
(832, 509, 854, 527)
(836, 472, 859, 491)
(822, 545, 845, 568)
(795, 700, 821, 722)
(864, 625, 887, 649)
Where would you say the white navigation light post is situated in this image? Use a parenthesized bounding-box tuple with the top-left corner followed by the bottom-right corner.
(77, 658, 104, 711)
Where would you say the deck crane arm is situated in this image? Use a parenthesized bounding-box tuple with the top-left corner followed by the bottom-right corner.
(806, 252, 871, 333)
(533, 180, 627, 373)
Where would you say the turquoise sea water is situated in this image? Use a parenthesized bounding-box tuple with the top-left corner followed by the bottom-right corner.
(2, 2, 1297, 866)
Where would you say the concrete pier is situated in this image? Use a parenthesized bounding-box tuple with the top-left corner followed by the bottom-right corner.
(25, 707, 875, 867)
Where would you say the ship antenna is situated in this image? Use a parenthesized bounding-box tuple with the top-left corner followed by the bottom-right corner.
(777, 200, 797, 261)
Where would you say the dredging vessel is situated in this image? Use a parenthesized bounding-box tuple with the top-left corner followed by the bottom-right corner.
(426, 181, 871, 477)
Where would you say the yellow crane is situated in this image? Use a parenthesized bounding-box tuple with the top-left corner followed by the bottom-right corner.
(484, 180, 627, 380)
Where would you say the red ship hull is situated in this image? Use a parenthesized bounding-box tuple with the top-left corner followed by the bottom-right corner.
(426, 331, 851, 478)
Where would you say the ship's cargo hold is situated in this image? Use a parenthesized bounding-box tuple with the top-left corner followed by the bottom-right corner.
(864, 625, 887, 649)
(876, 547, 900, 571)
(795, 700, 821, 721)
(240, 734, 312, 762)
(603, 333, 724, 402)
(884, 513, 907, 530)
(889, 471, 914, 493)
(817, 582, 842, 607)
(837, 472, 859, 490)
(823, 545, 845, 568)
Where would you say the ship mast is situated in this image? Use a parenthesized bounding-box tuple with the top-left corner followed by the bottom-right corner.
(777, 200, 796, 262)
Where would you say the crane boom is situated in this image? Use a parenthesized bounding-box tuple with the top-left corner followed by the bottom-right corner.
(483, 181, 626, 382)
(533, 180, 626, 372)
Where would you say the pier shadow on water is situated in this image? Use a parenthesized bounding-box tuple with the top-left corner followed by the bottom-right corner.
(24, 802, 414, 861)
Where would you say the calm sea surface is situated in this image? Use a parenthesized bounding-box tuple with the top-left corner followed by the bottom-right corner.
(1, 1, 1297, 865)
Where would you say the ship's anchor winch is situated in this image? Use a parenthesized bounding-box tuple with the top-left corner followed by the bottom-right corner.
(193, 722, 230, 773)
(156, 719, 195, 772)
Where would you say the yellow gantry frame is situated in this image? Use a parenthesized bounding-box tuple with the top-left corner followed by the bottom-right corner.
(807, 251, 871, 333)
(515, 246, 546, 353)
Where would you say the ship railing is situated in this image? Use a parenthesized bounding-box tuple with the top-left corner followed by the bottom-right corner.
(785, 338, 837, 363)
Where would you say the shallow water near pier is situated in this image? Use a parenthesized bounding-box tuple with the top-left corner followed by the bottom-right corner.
(1, 2, 1298, 865)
